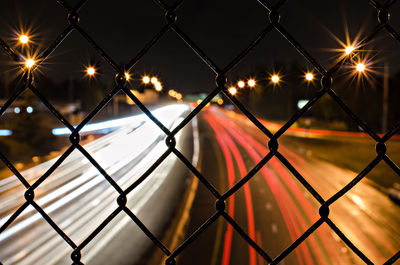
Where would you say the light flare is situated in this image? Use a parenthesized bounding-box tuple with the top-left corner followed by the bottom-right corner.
(248, 79, 256, 87)
(228, 87, 237, 95)
(151, 77, 158, 84)
(142, 76, 150, 84)
(19, 34, 29, 44)
(271, 74, 280, 84)
(87, 67, 95, 76)
(155, 81, 162, 92)
(356, 63, 365, 72)
(345, 45, 355, 55)
(25, 58, 35, 69)
(305, 73, 314, 81)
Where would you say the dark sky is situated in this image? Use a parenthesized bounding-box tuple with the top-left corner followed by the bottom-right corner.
(1, 0, 400, 94)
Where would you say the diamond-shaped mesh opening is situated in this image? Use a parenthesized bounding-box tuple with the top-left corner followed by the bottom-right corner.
(78, 0, 165, 64)
(131, 31, 216, 95)
(0, 90, 68, 178)
(0, 203, 72, 265)
(78, 209, 164, 265)
(34, 31, 118, 114)
(280, 0, 378, 69)
(0, 0, 67, 53)
(175, 0, 268, 68)
(331, 182, 400, 264)
(36, 166, 120, 241)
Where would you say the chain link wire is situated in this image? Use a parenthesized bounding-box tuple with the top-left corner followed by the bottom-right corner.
(1, 0, 400, 264)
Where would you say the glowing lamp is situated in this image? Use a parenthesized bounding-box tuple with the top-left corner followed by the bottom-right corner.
(345, 46, 355, 55)
(25, 59, 35, 68)
(19, 35, 29, 44)
(305, 73, 314, 81)
(248, 79, 256, 87)
(142, 76, 150, 84)
(356, 63, 365, 72)
(87, 67, 95, 76)
(271, 75, 280, 83)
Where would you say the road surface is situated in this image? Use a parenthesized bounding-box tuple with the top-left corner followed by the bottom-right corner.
(1, 103, 399, 265)
(0, 104, 196, 265)
(177, 106, 400, 265)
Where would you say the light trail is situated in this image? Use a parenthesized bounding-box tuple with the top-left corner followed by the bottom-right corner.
(221, 126, 257, 265)
(277, 144, 396, 262)
(0, 104, 193, 265)
(208, 111, 312, 265)
(226, 111, 400, 140)
(220, 117, 338, 263)
(203, 115, 236, 265)
(243, 122, 397, 262)
(0, 129, 12, 136)
(217, 107, 399, 264)
(52, 105, 188, 135)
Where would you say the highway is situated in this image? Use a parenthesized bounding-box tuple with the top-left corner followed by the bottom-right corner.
(177, 106, 400, 265)
(0, 104, 196, 265)
(1, 103, 399, 265)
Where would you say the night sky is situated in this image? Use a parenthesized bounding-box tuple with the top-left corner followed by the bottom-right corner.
(1, 0, 400, 94)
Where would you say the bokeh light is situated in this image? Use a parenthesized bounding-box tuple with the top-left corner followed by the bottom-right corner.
(19, 34, 29, 44)
(25, 58, 35, 69)
(142, 76, 150, 84)
(305, 73, 314, 81)
(87, 67, 95, 76)
(155, 81, 162, 91)
(356, 63, 366, 72)
(248, 79, 256, 87)
(271, 74, 280, 84)
(345, 45, 355, 55)
(26, 106, 33, 113)
(151, 77, 158, 84)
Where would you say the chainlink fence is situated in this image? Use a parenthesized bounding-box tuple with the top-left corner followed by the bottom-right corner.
(1, 0, 400, 264)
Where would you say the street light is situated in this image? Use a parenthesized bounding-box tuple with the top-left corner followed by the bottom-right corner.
(238, 80, 245, 88)
(228, 86, 237, 95)
(356, 63, 365, 72)
(151, 77, 158, 84)
(169, 90, 177, 97)
(305, 72, 314, 81)
(155, 81, 162, 91)
(124, 72, 131, 81)
(26, 106, 33, 113)
(271, 74, 280, 84)
(19, 34, 29, 44)
(142, 76, 150, 84)
(87, 67, 95, 76)
(248, 79, 256, 87)
(25, 58, 35, 69)
(345, 45, 355, 55)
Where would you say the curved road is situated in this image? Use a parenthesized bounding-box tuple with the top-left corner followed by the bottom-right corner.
(178, 106, 400, 265)
(0, 104, 196, 265)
